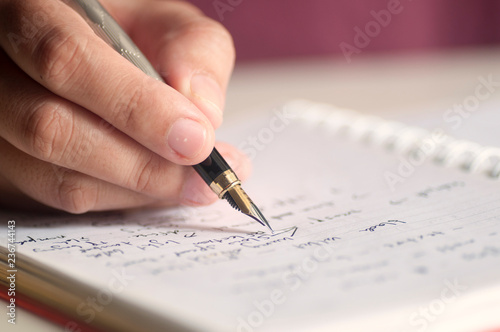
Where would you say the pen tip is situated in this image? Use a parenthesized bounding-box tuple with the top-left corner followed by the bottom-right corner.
(223, 185, 273, 232)
(247, 202, 273, 232)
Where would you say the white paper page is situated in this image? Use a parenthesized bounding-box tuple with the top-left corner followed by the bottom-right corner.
(1, 101, 500, 332)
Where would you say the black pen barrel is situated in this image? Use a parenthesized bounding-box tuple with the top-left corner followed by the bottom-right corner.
(193, 148, 232, 186)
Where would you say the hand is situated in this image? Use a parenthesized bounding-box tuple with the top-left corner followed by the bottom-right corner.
(0, 0, 251, 212)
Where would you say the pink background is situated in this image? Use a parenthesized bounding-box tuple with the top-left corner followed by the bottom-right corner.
(188, 0, 500, 62)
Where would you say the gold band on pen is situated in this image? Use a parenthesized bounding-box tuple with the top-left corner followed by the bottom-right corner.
(209, 170, 241, 199)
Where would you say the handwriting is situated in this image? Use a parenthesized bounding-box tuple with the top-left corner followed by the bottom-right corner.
(270, 196, 306, 208)
(193, 235, 246, 246)
(135, 239, 181, 251)
(352, 193, 370, 200)
(86, 248, 125, 259)
(436, 239, 475, 253)
(33, 244, 83, 252)
(462, 246, 500, 261)
(383, 231, 444, 248)
(417, 181, 465, 198)
(388, 181, 467, 206)
(226, 227, 297, 247)
(240, 236, 294, 249)
(389, 198, 408, 205)
(271, 212, 294, 220)
(359, 220, 406, 232)
(174, 245, 216, 257)
(16, 235, 67, 246)
(188, 249, 242, 264)
(295, 237, 341, 249)
(309, 209, 362, 223)
(301, 201, 335, 212)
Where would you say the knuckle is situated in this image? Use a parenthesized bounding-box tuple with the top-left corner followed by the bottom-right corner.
(129, 154, 163, 194)
(174, 17, 235, 66)
(186, 18, 234, 49)
(32, 26, 88, 90)
(25, 101, 74, 163)
(55, 171, 97, 214)
(110, 83, 148, 131)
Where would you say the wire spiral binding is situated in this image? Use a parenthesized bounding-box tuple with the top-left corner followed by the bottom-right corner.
(285, 100, 500, 180)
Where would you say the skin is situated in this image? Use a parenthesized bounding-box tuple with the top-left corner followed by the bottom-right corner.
(0, 0, 251, 212)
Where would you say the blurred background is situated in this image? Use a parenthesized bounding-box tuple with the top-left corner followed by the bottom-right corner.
(188, 0, 500, 62)
(186, 0, 500, 120)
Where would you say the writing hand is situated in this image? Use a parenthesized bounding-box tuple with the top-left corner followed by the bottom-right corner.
(0, 0, 250, 211)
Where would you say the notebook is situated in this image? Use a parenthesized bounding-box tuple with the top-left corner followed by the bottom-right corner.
(1, 100, 500, 332)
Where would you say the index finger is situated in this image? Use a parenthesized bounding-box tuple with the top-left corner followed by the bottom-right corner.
(0, 0, 214, 165)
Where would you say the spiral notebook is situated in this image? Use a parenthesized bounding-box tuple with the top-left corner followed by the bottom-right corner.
(1, 100, 500, 332)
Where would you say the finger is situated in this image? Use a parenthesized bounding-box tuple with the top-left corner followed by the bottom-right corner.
(104, 0, 235, 129)
(0, 0, 213, 165)
(0, 137, 252, 212)
(0, 51, 208, 203)
(0, 51, 251, 212)
(0, 174, 48, 211)
(0, 50, 251, 209)
(0, 137, 159, 212)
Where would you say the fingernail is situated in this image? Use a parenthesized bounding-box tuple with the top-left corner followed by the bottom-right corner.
(190, 74, 224, 125)
(167, 118, 206, 159)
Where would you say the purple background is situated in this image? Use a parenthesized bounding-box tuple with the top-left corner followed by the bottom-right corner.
(188, 0, 500, 62)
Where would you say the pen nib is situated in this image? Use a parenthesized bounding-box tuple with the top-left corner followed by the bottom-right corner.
(223, 185, 273, 232)
(247, 202, 273, 232)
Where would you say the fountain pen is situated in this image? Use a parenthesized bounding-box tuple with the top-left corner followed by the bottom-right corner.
(68, 0, 272, 231)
